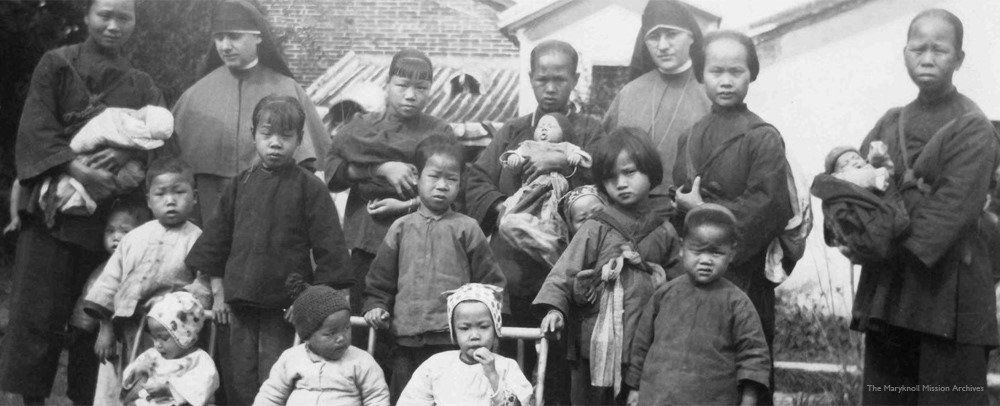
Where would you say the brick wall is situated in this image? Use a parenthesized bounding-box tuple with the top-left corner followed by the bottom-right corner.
(261, 0, 519, 85)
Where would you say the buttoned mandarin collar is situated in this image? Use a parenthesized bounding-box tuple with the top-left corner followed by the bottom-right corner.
(416, 204, 452, 221)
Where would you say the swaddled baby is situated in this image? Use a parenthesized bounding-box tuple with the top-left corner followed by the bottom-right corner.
(496, 113, 592, 266)
(41, 105, 174, 218)
(499, 112, 591, 172)
(811, 142, 911, 262)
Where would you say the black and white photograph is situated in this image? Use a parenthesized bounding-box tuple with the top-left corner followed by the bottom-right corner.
(0, 0, 999, 404)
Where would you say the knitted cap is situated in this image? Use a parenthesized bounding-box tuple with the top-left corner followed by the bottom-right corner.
(444, 283, 504, 342)
(290, 285, 351, 339)
(389, 49, 433, 82)
(147, 291, 206, 349)
(825, 145, 861, 174)
(211, 0, 263, 34)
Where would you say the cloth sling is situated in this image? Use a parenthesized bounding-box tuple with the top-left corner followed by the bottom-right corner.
(682, 122, 811, 284)
(588, 210, 661, 394)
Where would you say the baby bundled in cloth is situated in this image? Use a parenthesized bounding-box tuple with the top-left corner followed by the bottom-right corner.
(810, 143, 912, 262)
(39, 105, 174, 218)
(497, 113, 593, 266)
(120, 291, 219, 406)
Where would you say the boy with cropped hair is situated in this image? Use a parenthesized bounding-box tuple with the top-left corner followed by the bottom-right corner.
(626, 204, 770, 406)
(363, 134, 506, 402)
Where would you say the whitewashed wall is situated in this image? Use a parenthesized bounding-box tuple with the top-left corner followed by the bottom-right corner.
(748, 0, 1000, 314)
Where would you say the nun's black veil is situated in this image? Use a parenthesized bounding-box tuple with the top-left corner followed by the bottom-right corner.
(627, 0, 704, 81)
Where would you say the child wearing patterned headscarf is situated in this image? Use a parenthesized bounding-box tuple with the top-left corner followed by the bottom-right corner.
(120, 291, 218, 406)
(398, 284, 532, 406)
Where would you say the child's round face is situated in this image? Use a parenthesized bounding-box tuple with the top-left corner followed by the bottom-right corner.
(602, 151, 651, 210)
(452, 301, 497, 364)
(702, 38, 751, 108)
(834, 151, 868, 173)
(307, 310, 352, 361)
(534, 115, 564, 143)
(567, 195, 604, 234)
(681, 224, 735, 285)
(385, 75, 431, 119)
(147, 173, 196, 228)
(148, 317, 187, 359)
(254, 115, 302, 169)
(417, 154, 461, 214)
(104, 211, 140, 253)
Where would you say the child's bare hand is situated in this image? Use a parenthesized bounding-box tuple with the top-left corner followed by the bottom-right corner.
(213, 296, 231, 325)
(473, 347, 497, 371)
(364, 308, 390, 330)
(627, 390, 640, 406)
(94, 322, 116, 361)
(676, 176, 705, 211)
(539, 309, 564, 339)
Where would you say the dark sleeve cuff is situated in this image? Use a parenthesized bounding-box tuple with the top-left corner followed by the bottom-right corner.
(20, 149, 76, 182)
(82, 300, 113, 320)
(624, 367, 642, 389)
(325, 159, 353, 191)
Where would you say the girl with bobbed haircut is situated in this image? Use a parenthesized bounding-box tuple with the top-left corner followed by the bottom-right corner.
(692, 30, 760, 83)
(590, 127, 664, 192)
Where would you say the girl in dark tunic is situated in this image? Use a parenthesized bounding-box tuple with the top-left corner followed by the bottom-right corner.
(673, 31, 793, 404)
(0, 0, 164, 403)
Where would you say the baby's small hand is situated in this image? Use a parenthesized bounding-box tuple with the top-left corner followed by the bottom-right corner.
(503, 154, 525, 168)
(566, 154, 581, 167)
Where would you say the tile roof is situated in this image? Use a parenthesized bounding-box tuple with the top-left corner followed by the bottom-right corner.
(307, 51, 519, 146)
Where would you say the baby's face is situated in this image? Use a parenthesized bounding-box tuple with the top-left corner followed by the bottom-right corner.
(534, 115, 564, 143)
(567, 195, 604, 234)
(104, 211, 140, 253)
(835, 151, 868, 173)
(307, 310, 352, 361)
(148, 317, 186, 359)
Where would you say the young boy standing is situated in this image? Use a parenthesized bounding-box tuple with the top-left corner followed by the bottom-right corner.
(674, 29, 792, 358)
(363, 135, 506, 402)
(625, 204, 770, 406)
(185, 95, 352, 404)
(83, 157, 207, 405)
